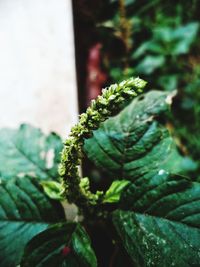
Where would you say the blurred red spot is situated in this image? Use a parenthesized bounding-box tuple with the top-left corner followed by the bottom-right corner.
(62, 246, 71, 256)
(86, 43, 107, 105)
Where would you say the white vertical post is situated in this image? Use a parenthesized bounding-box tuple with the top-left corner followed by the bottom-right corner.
(0, 0, 78, 138)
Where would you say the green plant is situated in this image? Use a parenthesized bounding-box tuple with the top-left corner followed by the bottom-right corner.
(1, 77, 200, 267)
(75, 0, 200, 177)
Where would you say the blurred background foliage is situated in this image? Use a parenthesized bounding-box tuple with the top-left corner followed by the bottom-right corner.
(73, 0, 200, 179)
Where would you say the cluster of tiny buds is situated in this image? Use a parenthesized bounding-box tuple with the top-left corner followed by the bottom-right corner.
(59, 77, 147, 207)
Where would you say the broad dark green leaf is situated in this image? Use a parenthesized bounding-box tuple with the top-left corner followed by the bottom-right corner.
(0, 124, 62, 180)
(113, 172, 200, 267)
(84, 91, 183, 181)
(119, 171, 189, 211)
(21, 223, 97, 267)
(0, 176, 65, 267)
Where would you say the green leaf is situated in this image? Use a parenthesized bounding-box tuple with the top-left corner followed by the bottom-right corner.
(154, 23, 199, 55)
(134, 23, 199, 60)
(71, 224, 97, 267)
(133, 41, 164, 59)
(136, 55, 165, 74)
(21, 223, 97, 267)
(0, 176, 65, 267)
(84, 91, 182, 181)
(0, 124, 62, 180)
(113, 172, 200, 266)
(41, 181, 64, 200)
(158, 75, 178, 91)
(119, 171, 189, 210)
(103, 180, 131, 203)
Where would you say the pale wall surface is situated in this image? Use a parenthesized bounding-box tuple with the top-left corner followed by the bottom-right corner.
(0, 0, 78, 138)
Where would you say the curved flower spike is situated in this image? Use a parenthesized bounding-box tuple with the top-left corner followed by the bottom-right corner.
(59, 77, 147, 210)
